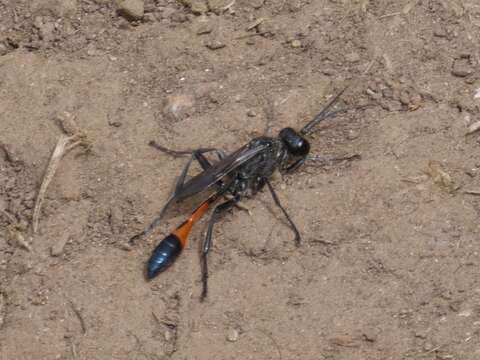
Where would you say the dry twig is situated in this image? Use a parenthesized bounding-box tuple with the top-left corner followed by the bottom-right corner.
(69, 300, 87, 334)
(32, 133, 86, 234)
(32, 112, 87, 234)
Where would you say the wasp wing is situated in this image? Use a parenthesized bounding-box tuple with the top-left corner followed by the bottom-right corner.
(175, 143, 268, 201)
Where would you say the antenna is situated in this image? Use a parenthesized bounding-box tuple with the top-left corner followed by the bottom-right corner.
(300, 87, 348, 136)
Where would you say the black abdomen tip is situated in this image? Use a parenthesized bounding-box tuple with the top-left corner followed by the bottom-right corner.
(146, 234, 183, 279)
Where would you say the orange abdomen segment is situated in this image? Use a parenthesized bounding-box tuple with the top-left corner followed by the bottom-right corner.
(173, 200, 210, 248)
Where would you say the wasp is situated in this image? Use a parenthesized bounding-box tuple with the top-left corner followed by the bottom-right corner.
(129, 88, 360, 301)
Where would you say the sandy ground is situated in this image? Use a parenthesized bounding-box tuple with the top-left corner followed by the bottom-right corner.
(1, 0, 480, 359)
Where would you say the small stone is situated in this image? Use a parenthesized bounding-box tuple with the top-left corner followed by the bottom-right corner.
(452, 58, 474, 77)
(207, 0, 231, 14)
(86, 45, 97, 56)
(345, 52, 360, 63)
(118, 243, 132, 251)
(362, 329, 377, 342)
(190, 319, 200, 332)
(143, 13, 156, 22)
(423, 342, 434, 351)
(466, 168, 479, 177)
(144, 3, 156, 12)
(190, 0, 208, 15)
(226, 328, 239, 342)
(347, 130, 359, 140)
(51, 234, 69, 257)
(0, 43, 8, 56)
(467, 121, 480, 135)
(399, 90, 411, 106)
(170, 11, 188, 23)
(34, 18, 56, 42)
(196, 23, 213, 35)
(250, 0, 264, 9)
(246, 110, 257, 117)
(322, 68, 336, 76)
(458, 309, 472, 317)
(116, 0, 144, 20)
(379, 99, 403, 112)
(291, 39, 302, 48)
(414, 329, 427, 339)
(163, 94, 195, 121)
(161, 7, 176, 19)
(0, 197, 7, 212)
(206, 40, 226, 50)
(433, 25, 447, 38)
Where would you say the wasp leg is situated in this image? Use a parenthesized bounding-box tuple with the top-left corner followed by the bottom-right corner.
(306, 153, 361, 165)
(128, 147, 225, 245)
(200, 196, 240, 302)
(284, 157, 306, 174)
(264, 179, 301, 246)
(149, 141, 225, 165)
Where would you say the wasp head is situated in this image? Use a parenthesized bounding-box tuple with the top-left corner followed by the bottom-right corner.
(279, 127, 310, 157)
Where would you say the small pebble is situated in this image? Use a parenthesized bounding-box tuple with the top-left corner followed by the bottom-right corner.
(143, 13, 156, 22)
(226, 328, 239, 342)
(458, 309, 472, 317)
(51, 234, 69, 257)
(452, 58, 474, 77)
(423, 342, 434, 351)
(291, 39, 302, 48)
(190, 0, 208, 15)
(433, 26, 448, 38)
(116, 0, 144, 20)
(0, 43, 8, 56)
(251, 0, 264, 9)
(347, 130, 359, 140)
(414, 330, 427, 339)
(0, 197, 7, 212)
(345, 52, 360, 63)
(196, 23, 213, 35)
(467, 121, 480, 135)
(208, 0, 231, 14)
(170, 11, 188, 23)
(362, 329, 377, 342)
(206, 40, 226, 50)
(246, 110, 257, 117)
(379, 99, 403, 112)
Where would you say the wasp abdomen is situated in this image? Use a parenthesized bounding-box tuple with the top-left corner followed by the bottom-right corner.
(147, 234, 183, 279)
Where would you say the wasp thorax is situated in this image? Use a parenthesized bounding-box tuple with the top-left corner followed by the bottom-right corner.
(279, 127, 310, 156)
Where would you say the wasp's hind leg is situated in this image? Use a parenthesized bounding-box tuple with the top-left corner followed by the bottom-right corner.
(200, 196, 240, 302)
(149, 141, 225, 166)
(128, 146, 225, 245)
(306, 153, 361, 166)
(264, 179, 301, 246)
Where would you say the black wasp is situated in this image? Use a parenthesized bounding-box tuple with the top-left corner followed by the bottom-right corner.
(129, 87, 359, 301)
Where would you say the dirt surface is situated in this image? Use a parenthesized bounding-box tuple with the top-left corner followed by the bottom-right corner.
(1, 0, 480, 359)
